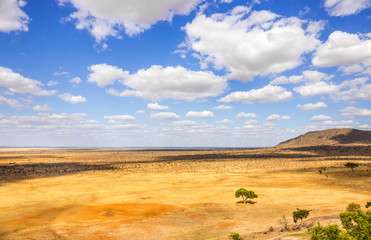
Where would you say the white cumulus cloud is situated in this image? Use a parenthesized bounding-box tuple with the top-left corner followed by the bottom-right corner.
(236, 112, 256, 118)
(0, 66, 56, 96)
(106, 65, 227, 101)
(0, 0, 29, 32)
(219, 85, 292, 103)
(324, 0, 371, 16)
(104, 115, 136, 124)
(271, 70, 333, 85)
(0, 95, 22, 108)
(266, 114, 290, 121)
(58, 93, 86, 103)
(150, 112, 180, 121)
(216, 119, 234, 124)
(310, 114, 332, 121)
(183, 6, 323, 81)
(297, 102, 327, 110)
(359, 124, 371, 129)
(322, 120, 359, 127)
(334, 78, 371, 102)
(213, 104, 233, 110)
(245, 119, 258, 125)
(338, 64, 364, 75)
(270, 76, 289, 85)
(293, 81, 339, 97)
(0, 113, 106, 140)
(340, 106, 371, 118)
(47, 81, 59, 87)
(58, 0, 202, 42)
(172, 120, 197, 126)
(147, 102, 169, 110)
(312, 31, 371, 75)
(88, 63, 128, 87)
(32, 104, 54, 112)
(69, 77, 82, 84)
(136, 110, 146, 115)
(186, 111, 215, 118)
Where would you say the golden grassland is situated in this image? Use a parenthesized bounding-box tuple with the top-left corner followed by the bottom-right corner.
(0, 147, 370, 240)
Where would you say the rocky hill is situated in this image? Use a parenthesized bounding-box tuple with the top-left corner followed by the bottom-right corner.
(276, 128, 371, 148)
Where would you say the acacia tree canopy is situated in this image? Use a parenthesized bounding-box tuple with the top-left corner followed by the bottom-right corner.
(345, 162, 359, 172)
(235, 188, 258, 204)
(293, 209, 310, 226)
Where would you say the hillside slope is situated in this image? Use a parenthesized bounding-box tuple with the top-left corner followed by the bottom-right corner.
(276, 128, 371, 148)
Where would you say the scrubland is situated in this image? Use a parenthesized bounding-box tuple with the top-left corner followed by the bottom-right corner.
(0, 147, 370, 239)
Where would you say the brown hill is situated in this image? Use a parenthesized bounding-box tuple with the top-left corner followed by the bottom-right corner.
(276, 128, 371, 148)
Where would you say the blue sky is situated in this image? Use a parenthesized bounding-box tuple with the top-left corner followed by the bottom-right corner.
(0, 0, 370, 147)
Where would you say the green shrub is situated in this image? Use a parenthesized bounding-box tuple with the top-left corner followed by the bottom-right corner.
(277, 215, 288, 231)
(340, 209, 371, 240)
(346, 202, 361, 212)
(310, 202, 371, 240)
(228, 232, 243, 240)
(310, 223, 349, 240)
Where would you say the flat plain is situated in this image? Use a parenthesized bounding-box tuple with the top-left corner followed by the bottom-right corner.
(0, 146, 370, 240)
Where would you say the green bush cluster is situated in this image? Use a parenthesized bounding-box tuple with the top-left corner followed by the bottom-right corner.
(310, 203, 371, 240)
(228, 232, 243, 240)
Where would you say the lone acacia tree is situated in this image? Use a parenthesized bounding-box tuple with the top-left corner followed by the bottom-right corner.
(235, 188, 258, 204)
(345, 162, 359, 172)
(293, 208, 310, 226)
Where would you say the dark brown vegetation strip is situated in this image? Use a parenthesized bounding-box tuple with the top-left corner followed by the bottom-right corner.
(0, 162, 117, 183)
(285, 145, 371, 156)
(157, 153, 315, 161)
(0, 156, 26, 160)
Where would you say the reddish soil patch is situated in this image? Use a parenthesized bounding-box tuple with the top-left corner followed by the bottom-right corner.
(218, 222, 237, 229)
(1, 203, 177, 240)
(59, 202, 177, 222)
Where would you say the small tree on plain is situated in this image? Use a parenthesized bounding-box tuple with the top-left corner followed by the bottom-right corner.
(310, 223, 348, 240)
(293, 209, 310, 226)
(366, 202, 371, 208)
(277, 215, 289, 231)
(345, 162, 359, 172)
(235, 188, 258, 204)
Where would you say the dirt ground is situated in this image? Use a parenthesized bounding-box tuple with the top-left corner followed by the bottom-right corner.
(0, 147, 370, 240)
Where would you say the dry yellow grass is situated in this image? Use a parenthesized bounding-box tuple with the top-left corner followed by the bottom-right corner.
(0, 148, 370, 240)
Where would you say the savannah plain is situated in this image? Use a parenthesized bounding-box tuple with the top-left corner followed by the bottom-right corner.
(0, 141, 370, 239)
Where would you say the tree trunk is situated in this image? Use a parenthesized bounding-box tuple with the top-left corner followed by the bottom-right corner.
(301, 219, 303, 226)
